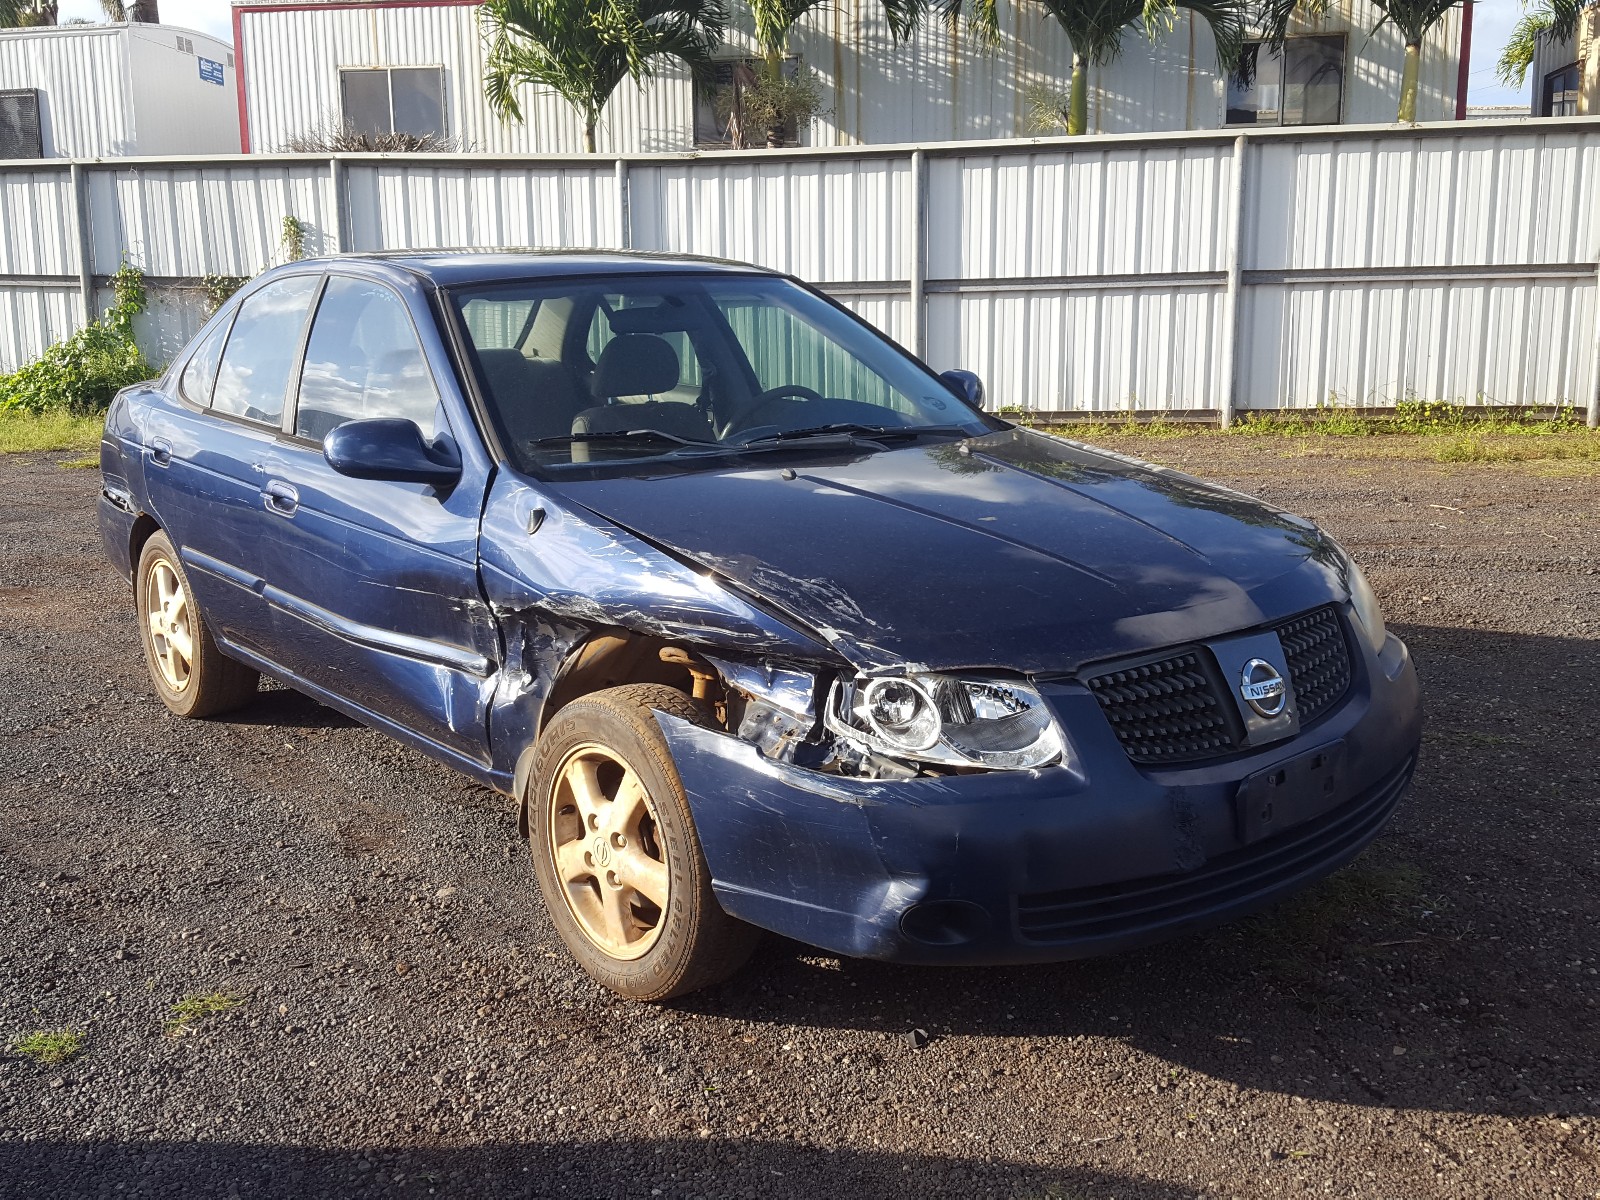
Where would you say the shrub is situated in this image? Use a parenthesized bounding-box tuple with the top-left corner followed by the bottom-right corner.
(0, 264, 153, 416)
(282, 121, 458, 153)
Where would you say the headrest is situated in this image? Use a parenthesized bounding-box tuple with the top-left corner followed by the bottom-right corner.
(591, 334, 680, 400)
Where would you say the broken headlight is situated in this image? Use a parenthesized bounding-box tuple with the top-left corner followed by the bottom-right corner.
(824, 674, 1066, 771)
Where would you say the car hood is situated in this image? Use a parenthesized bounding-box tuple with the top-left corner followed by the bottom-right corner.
(553, 427, 1350, 674)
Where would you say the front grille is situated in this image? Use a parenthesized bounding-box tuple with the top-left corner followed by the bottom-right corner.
(1276, 606, 1352, 725)
(1083, 649, 1239, 764)
(1084, 605, 1355, 766)
(1015, 755, 1414, 943)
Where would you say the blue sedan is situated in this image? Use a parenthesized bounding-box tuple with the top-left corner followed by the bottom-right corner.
(99, 252, 1421, 1000)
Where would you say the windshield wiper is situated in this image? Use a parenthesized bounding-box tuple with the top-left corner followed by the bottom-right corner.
(733, 423, 972, 448)
(528, 429, 721, 453)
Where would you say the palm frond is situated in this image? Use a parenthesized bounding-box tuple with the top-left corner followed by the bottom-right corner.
(480, 0, 725, 142)
(1253, 0, 1330, 47)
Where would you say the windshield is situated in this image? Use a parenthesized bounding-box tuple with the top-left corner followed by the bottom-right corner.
(449, 273, 997, 474)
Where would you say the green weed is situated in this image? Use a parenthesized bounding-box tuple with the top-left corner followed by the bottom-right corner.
(10, 1028, 85, 1065)
(165, 992, 243, 1037)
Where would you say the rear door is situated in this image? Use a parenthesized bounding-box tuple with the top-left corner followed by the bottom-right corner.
(138, 273, 321, 658)
(257, 271, 499, 767)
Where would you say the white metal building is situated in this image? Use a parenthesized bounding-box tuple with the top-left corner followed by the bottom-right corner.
(233, 0, 1465, 155)
(0, 23, 242, 159)
(1529, 9, 1598, 117)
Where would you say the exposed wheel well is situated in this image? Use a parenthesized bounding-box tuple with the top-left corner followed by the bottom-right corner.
(540, 631, 723, 735)
(129, 514, 161, 580)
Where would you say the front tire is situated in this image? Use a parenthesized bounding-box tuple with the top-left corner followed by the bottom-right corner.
(135, 531, 259, 718)
(527, 684, 760, 1000)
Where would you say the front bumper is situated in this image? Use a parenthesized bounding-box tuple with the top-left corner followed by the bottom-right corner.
(659, 629, 1422, 965)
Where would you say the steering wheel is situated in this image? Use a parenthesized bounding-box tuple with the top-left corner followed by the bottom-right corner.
(725, 384, 826, 438)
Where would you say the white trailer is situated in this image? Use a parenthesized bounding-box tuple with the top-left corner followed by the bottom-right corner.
(0, 22, 241, 160)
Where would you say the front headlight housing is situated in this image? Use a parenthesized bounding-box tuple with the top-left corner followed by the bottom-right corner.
(825, 673, 1066, 771)
(1341, 551, 1388, 655)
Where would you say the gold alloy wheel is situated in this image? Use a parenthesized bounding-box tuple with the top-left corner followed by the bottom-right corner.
(547, 744, 670, 960)
(145, 557, 195, 693)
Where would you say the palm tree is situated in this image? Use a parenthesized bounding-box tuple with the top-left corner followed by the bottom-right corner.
(1006, 0, 1248, 135)
(1497, 0, 1592, 90)
(1, 0, 134, 25)
(732, 0, 930, 145)
(1256, 0, 1457, 123)
(482, 0, 726, 152)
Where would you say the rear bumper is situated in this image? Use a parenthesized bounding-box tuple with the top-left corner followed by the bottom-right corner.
(660, 630, 1422, 965)
(99, 487, 138, 583)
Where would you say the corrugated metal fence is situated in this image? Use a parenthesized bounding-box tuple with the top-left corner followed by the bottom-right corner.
(3, 118, 1599, 424)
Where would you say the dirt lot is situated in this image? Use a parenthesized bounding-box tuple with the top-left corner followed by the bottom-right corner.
(2, 439, 1598, 1200)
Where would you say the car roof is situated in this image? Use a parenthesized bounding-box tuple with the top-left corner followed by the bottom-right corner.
(288, 249, 784, 288)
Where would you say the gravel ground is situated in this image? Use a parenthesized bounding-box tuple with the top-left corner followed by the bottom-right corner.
(1, 442, 1598, 1200)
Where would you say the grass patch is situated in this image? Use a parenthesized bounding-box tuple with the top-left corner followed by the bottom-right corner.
(1035, 403, 1600, 467)
(10, 1028, 85, 1065)
(0, 410, 103, 454)
(165, 992, 242, 1038)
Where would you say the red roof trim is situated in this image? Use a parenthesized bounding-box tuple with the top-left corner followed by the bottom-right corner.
(236, 1, 482, 12)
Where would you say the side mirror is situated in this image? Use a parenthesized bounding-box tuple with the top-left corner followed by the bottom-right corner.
(939, 369, 985, 411)
(323, 418, 462, 488)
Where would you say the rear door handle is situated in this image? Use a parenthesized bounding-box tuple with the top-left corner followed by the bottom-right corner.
(263, 480, 299, 516)
(149, 437, 172, 466)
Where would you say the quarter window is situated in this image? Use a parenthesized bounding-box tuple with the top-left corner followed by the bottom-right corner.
(1227, 36, 1345, 127)
(295, 277, 438, 442)
(212, 276, 320, 427)
(340, 67, 447, 139)
(179, 317, 231, 407)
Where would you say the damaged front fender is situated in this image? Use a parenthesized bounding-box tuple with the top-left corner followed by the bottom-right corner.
(480, 474, 835, 779)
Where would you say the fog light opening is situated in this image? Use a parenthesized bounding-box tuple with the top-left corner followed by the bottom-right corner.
(900, 900, 990, 947)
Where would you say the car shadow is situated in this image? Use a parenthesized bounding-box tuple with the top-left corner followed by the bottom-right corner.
(222, 682, 363, 731)
(676, 623, 1600, 1121)
(0, 1135, 1201, 1199)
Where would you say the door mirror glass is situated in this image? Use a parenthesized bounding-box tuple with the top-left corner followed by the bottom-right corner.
(323, 418, 462, 487)
(939, 369, 985, 411)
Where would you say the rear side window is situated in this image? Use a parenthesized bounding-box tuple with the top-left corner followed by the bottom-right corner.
(178, 317, 230, 407)
(294, 277, 438, 442)
(212, 276, 320, 427)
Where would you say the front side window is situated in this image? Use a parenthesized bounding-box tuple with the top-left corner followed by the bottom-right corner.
(1542, 64, 1581, 116)
(211, 275, 321, 427)
(1227, 36, 1345, 126)
(295, 277, 438, 442)
(451, 274, 997, 476)
(340, 67, 446, 139)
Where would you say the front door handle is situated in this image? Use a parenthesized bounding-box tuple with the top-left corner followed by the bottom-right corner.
(149, 437, 172, 466)
(263, 480, 299, 517)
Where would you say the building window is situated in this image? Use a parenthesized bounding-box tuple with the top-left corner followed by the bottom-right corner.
(693, 58, 800, 148)
(0, 89, 43, 160)
(1542, 63, 1581, 116)
(1226, 35, 1345, 126)
(340, 67, 446, 139)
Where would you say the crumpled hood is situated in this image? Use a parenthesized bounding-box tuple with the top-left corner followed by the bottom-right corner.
(554, 428, 1350, 674)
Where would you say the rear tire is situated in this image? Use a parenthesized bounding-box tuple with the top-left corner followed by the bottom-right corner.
(527, 684, 760, 1001)
(135, 531, 259, 719)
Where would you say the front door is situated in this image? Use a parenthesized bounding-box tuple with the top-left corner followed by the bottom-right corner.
(256, 273, 498, 767)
